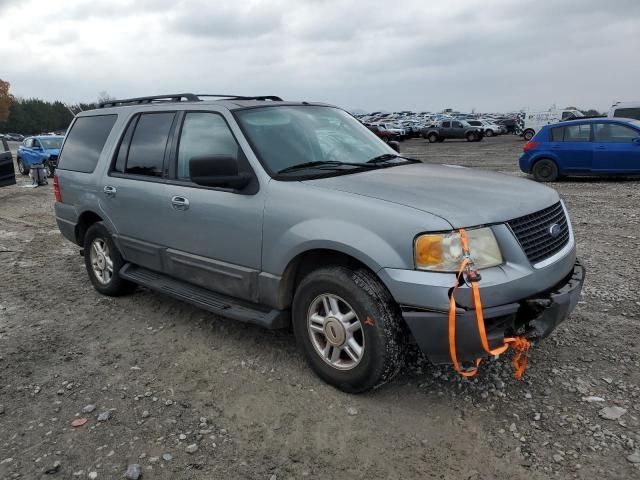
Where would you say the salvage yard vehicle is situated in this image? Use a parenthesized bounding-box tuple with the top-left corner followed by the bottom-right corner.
(54, 93, 584, 393)
(608, 101, 640, 121)
(516, 109, 584, 141)
(0, 137, 16, 187)
(16, 135, 64, 177)
(422, 120, 484, 142)
(519, 117, 640, 182)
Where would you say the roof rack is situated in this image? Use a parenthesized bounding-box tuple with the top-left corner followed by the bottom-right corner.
(98, 93, 283, 108)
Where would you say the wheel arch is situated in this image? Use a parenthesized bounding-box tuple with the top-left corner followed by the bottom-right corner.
(75, 210, 104, 246)
(275, 248, 394, 311)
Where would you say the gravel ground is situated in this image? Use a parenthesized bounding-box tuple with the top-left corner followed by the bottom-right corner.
(0, 136, 639, 479)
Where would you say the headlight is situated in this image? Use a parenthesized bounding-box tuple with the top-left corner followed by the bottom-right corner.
(414, 227, 503, 272)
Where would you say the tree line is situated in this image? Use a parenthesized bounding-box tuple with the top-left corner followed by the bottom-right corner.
(0, 79, 100, 135)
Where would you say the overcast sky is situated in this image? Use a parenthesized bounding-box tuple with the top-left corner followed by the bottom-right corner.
(1, 0, 638, 113)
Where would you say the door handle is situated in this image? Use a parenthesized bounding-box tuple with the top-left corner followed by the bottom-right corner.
(171, 196, 190, 210)
(103, 185, 117, 197)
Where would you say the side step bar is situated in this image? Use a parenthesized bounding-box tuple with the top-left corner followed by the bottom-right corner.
(120, 264, 289, 329)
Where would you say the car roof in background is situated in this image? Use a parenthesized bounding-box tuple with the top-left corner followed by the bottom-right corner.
(548, 117, 640, 128)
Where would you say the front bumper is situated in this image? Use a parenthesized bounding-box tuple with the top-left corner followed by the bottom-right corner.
(402, 260, 585, 364)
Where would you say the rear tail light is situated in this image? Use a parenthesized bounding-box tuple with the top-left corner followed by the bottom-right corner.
(53, 175, 62, 202)
(523, 141, 540, 152)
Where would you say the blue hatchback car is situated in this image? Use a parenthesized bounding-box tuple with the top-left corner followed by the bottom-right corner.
(16, 135, 64, 177)
(519, 118, 640, 182)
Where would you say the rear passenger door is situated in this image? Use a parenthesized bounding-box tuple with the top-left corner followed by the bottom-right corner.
(0, 138, 16, 187)
(162, 110, 264, 302)
(101, 111, 177, 272)
(592, 122, 640, 172)
(549, 124, 593, 172)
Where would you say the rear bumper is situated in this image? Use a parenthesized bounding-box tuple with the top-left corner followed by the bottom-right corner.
(402, 260, 585, 364)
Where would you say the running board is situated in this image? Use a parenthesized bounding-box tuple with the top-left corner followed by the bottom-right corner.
(120, 264, 289, 329)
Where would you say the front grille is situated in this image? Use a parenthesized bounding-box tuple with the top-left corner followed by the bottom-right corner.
(507, 202, 570, 264)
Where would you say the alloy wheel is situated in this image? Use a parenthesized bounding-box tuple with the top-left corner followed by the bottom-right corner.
(89, 238, 113, 284)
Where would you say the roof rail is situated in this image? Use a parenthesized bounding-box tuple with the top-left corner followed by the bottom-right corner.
(196, 95, 283, 102)
(98, 93, 283, 108)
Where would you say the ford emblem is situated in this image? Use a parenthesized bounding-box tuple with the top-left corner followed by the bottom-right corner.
(548, 223, 562, 238)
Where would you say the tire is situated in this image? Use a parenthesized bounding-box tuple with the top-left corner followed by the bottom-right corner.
(466, 132, 476, 142)
(292, 266, 406, 393)
(83, 222, 136, 296)
(427, 133, 438, 143)
(44, 160, 55, 178)
(523, 130, 535, 141)
(485, 129, 494, 137)
(532, 158, 559, 182)
(17, 158, 29, 176)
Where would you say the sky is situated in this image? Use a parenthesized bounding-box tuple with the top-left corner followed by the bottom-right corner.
(1, 0, 639, 113)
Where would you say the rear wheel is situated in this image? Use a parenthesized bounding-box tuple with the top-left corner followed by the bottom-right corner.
(466, 132, 477, 142)
(17, 158, 29, 175)
(532, 158, 559, 182)
(427, 133, 439, 143)
(523, 130, 535, 141)
(292, 266, 405, 393)
(83, 222, 136, 296)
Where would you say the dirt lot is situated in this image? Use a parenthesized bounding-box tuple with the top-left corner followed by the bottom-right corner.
(1, 136, 639, 479)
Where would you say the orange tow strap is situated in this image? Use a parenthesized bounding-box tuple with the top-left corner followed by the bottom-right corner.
(448, 228, 531, 379)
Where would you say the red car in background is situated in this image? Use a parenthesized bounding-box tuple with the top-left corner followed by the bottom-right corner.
(366, 124, 394, 142)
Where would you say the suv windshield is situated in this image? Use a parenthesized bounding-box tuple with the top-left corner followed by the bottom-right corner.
(235, 106, 399, 175)
(40, 137, 63, 149)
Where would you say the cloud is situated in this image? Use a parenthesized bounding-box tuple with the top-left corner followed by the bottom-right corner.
(0, 0, 638, 112)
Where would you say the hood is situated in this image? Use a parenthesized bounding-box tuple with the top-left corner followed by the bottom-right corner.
(304, 163, 559, 228)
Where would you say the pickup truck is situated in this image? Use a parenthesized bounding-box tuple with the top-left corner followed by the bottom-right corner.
(422, 120, 484, 143)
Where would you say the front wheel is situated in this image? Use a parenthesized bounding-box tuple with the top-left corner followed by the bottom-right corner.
(466, 132, 477, 142)
(523, 130, 535, 141)
(17, 158, 29, 176)
(83, 222, 136, 296)
(532, 158, 559, 182)
(292, 267, 406, 393)
(485, 129, 494, 137)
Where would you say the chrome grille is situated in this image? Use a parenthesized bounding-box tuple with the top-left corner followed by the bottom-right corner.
(507, 202, 570, 264)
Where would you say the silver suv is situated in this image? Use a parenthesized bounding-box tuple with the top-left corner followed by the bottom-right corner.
(54, 93, 584, 393)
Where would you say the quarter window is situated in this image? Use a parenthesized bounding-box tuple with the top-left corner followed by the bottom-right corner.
(123, 112, 175, 177)
(550, 127, 564, 141)
(176, 112, 239, 180)
(57, 115, 117, 173)
(593, 123, 639, 143)
(563, 124, 591, 142)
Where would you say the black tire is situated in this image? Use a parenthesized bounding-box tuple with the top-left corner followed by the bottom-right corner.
(466, 132, 476, 142)
(523, 130, 535, 141)
(44, 160, 55, 178)
(485, 129, 494, 137)
(83, 222, 136, 296)
(292, 266, 405, 393)
(17, 158, 29, 176)
(427, 133, 438, 143)
(532, 158, 559, 182)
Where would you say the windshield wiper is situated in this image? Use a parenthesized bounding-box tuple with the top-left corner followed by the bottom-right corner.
(366, 154, 420, 164)
(277, 160, 376, 174)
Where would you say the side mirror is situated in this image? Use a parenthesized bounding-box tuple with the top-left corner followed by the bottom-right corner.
(388, 141, 400, 153)
(189, 155, 251, 189)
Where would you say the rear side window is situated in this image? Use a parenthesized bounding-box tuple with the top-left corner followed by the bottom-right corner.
(613, 108, 640, 120)
(113, 112, 175, 177)
(563, 124, 591, 142)
(58, 115, 117, 173)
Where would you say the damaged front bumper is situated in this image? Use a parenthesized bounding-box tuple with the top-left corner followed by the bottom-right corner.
(402, 260, 585, 365)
